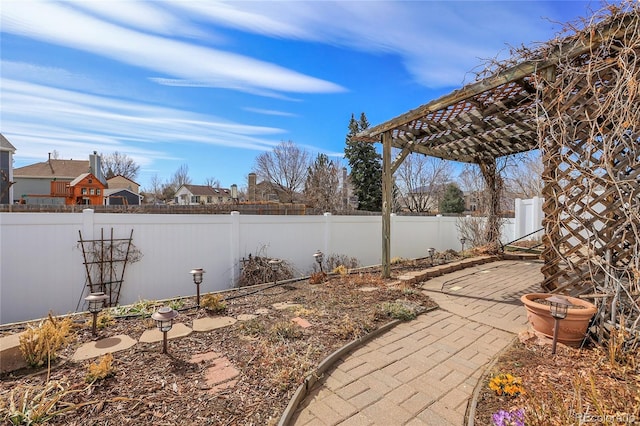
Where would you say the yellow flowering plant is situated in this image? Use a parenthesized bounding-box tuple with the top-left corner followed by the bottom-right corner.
(488, 373, 525, 397)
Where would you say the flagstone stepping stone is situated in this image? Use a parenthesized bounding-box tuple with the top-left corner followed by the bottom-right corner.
(237, 314, 257, 321)
(291, 317, 311, 328)
(190, 352, 240, 394)
(192, 316, 237, 332)
(0, 332, 27, 373)
(255, 308, 270, 315)
(139, 323, 192, 343)
(72, 334, 137, 361)
(359, 286, 379, 292)
(209, 379, 238, 394)
(272, 302, 302, 310)
(190, 351, 222, 364)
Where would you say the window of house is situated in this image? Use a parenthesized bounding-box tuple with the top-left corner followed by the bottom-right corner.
(82, 188, 87, 195)
(207, 196, 212, 203)
(97, 189, 101, 195)
(90, 188, 95, 195)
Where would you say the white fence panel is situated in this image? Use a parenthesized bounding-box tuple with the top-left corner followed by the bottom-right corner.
(514, 197, 544, 241)
(1, 210, 518, 324)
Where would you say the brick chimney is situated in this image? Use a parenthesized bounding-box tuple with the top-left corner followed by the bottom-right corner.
(248, 173, 257, 202)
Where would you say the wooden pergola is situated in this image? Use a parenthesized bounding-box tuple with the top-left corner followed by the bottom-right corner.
(357, 6, 639, 308)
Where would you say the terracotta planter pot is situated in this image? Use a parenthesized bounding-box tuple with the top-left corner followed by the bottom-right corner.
(520, 293, 597, 348)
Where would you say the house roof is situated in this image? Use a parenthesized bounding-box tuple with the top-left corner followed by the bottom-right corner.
(180, 184, 230, 196)
(69, 172, 104, 187)
(104, 188, 140, 196)
(0, 133, 16, 152)
(14, 158, 90, 179)
(107, 175, 140, 186)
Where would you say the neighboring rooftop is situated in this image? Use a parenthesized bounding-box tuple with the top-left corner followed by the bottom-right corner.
(0, 134, 16, 152)
(14, 158, 90, 179)
(181, 184, 230, 196)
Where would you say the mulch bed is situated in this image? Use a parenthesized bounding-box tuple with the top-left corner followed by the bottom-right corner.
(473, 331, 640, 425)
(1, 266, 437, 425)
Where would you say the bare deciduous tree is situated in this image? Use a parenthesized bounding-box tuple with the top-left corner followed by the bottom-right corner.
(144, 173, 164, 203)
(396, 153, 453, 212)
(504, 151, 543, 198)
(254, 140, 310, 203)
(304, 153, 342, 213)
(172, 164, 192, 188)
(205, 177, 221, 188)
(100, 151, 140, 180)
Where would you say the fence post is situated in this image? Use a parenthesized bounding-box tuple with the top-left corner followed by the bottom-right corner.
(532, 196, 544, 239)
(82, 208, 95, 240)
(323, 212, 331, 257)
(514, 198, 523, 240)
(230, 211, 240, 286)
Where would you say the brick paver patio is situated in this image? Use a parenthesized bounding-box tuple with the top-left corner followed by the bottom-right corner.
(289, 260, 544, 425)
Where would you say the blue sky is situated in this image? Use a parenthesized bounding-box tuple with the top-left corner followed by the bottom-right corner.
(1, 0, 601, 190)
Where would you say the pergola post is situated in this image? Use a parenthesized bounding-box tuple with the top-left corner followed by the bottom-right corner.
(478, 159, 501, 247)
(381, 131, 392, 278)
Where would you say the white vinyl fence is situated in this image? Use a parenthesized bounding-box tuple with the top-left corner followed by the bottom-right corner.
(0, 210, 520, 324)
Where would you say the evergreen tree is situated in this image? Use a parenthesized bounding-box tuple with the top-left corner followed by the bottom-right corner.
(439, 183, 466, 214)
(344, 113, 382, 211)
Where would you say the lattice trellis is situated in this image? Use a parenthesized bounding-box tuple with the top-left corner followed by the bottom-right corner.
(538, 8, 640, 348)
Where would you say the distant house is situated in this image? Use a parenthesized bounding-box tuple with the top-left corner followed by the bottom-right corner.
(64, 173, 107, 205)
(0, 134, 16, 204)
(106, 175, 140, 193)
(13, 152, 106, 204)
(246, 173, 290, 203)
(175, 184, 233, 205)
(106, 175, 142, 205)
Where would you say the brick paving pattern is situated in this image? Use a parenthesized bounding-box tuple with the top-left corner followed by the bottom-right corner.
(289, 260, 543, 425)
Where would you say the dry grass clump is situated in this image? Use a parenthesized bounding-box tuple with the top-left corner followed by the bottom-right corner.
(85, 353, 115, 383)
(86, 311, 114, 331)
(2, 379, 78, 425)
(332, 314, 375, 340)
(200, 294, 227, 313)
(268, 321, 303, 342)
(309, 272, 326, 284)
(19, 314, 73, 368)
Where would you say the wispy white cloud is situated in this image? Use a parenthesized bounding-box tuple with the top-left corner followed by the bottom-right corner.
(169, 1, 567, 88)
(65, 0, 204, 38)
(243, 107, 298, 118)
(2, 77, 287, 166)
(1, 0, 345, 95)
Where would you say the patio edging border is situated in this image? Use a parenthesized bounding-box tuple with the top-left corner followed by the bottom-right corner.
(464, 335, 520, 426)
(277, 305, 439, 426)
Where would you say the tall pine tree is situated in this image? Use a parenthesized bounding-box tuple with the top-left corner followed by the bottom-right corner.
(439, 183, 465, 213)
(344, 113, 382, 211)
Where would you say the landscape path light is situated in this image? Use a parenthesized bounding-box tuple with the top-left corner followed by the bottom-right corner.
(547, 295, 571, 355)
(460, 237, 467, 252)
(190, 268, 205, 308)
(313, 250, 324, 273)
(427, 247, 436, 265)
(85, 292, 109, 337)
(152, 306, 178, 354)
(268, 259, 282, 285)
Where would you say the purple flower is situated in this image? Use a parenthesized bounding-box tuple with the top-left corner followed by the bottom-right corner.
(492, 408, 525, 426)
